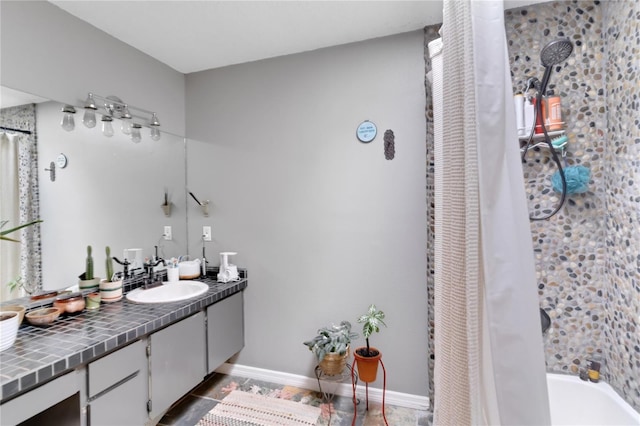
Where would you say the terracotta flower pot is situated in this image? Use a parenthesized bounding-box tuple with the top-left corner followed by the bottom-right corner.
(354, 346, 382, 383)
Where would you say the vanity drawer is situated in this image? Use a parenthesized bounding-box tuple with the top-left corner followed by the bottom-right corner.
(88, 340, 145, 397)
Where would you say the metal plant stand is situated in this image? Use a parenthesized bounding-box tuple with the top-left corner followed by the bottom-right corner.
(350, 359, 388, 426)
(315, 364, 358, 426)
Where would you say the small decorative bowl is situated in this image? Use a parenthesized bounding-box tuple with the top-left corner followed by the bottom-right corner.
(25, 307, 62, 326)
(53, 292, 85, 314)
(0, 305, 26, 326)
(0, 312, 19, 351)
(179, 260, 201, 279)
(30, 290, 59, 301)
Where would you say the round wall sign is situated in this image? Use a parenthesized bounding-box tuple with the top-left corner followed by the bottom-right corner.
(56, 153, 68, 168)
(356, 120, 377, 143)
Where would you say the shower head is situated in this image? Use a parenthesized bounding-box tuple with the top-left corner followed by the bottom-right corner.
(540, 38, 573, 67)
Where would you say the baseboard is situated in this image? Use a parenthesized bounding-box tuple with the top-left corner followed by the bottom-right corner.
(215, 362, 430, 410)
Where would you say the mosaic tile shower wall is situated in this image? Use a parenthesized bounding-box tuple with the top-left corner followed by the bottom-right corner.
(423, 25, 440, 406)
(424, 0, 639, 411)
(506, 0, 608, 379)
(601, 0, 640, 412)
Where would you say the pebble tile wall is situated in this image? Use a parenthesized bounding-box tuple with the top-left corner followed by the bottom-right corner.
(601, 0, 640, 412)
(424, 0, 639, 412)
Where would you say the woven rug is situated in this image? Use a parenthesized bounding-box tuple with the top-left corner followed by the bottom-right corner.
(197, 390, 321, 426)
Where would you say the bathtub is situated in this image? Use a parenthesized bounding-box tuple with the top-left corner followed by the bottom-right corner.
(547, 373, 640, 425)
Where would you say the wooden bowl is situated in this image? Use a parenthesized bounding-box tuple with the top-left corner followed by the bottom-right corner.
(25, 307, 62, 326)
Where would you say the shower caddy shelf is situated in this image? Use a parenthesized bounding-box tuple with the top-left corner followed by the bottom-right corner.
(519, 129, 566, 154)
(518, 128, 565, 142)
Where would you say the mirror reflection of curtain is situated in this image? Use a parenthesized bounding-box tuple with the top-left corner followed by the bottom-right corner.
(0, 104, 41, 300)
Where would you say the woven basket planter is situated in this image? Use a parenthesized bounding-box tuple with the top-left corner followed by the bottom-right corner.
(319, 347, 349, 376)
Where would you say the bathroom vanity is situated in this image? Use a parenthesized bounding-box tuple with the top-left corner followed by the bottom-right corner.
(0, 275, 246, 425)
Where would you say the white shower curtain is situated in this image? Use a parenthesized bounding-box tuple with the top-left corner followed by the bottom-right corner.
(430, 1, 551, 425)
(0, 132, 21, 301)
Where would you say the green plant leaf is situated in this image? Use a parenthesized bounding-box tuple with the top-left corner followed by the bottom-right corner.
(0, 219, 42, 242)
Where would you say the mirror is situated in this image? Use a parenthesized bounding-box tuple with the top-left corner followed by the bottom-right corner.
(1, 87, 188, 301)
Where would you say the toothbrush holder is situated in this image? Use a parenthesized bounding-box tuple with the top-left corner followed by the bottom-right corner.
(201, 201, 210, 217)
(161, 202, 172, 217)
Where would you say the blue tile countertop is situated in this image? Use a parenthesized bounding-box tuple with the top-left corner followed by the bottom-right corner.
(0, 271, 247, 403)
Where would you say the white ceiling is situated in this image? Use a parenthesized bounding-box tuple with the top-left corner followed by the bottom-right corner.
(48, 0, 546, 75)
(0, 86, 49, 109)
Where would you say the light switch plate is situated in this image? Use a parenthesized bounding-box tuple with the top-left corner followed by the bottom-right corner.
(203, 226, 212, 241)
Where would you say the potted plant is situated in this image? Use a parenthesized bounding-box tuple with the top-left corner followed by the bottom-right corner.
(1, 219, 42, 242)
(354, 304, 387, 383)
(303, 321, 358, 376)
(2, 219, 42, 296)
(78, 245, 100, 290)
(99, 246, 123, 302)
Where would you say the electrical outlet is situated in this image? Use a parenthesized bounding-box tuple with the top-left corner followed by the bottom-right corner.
(164, 226, 172, 240)
(203, 226, 212, 241)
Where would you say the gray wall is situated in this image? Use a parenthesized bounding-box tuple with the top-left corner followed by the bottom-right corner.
(185, 31, 429, 395)
(0, 1, 185, 136)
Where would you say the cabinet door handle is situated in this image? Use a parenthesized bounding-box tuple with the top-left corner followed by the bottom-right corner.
(87, 370, 140, 402)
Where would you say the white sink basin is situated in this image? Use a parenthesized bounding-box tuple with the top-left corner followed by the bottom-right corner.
(126, 281, 209, 304)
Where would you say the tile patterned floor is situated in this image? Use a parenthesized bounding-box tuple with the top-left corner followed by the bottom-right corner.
(159, 373, 431, 425)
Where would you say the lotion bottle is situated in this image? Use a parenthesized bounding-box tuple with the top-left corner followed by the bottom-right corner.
(545, 90, 562, 131)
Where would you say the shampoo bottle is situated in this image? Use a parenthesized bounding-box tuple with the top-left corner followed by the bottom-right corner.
(523, 96, 535, 136)
(514, 92, 525, 136)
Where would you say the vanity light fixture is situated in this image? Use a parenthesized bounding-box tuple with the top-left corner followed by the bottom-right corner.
(60, 105, 76, 131)
(131, 123, 142, 143)
(82, 93, 97, 128)
(68, 92, 161, 141)
(101, 115, 114, 137)
(150, 113, 161, 141)
(120, 104, 132, 135)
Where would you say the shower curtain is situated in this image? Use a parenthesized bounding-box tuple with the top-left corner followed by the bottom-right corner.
(430, 1, 550, 425)
(0, 104, 42, 300)
(0, 132, 21, 301)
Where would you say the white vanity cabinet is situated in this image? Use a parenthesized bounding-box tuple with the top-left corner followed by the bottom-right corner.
(87, 339, 148, 426)
(148, 311, 207, 423)
(0, 287, 245, 426)
(207, 291, 245, 373)
(0, 370, 83, 425)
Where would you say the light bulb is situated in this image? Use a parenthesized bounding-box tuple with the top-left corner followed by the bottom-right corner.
(83, 93, 97, 128)
(131, 124, 142, 143)
(101, 116, 114, 137)
(121, 119, 132, 135)
(61, 112, 75, 131)
(60, 105, 76, 131)
(150, 127, 161, 141)
(83, 109, 97, 128)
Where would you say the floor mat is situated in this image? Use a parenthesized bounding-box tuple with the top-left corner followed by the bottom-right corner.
(197, 390, 321, 426)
